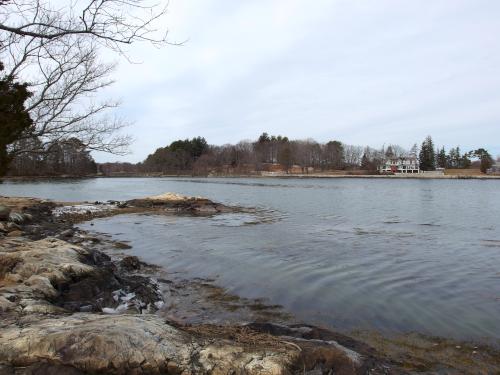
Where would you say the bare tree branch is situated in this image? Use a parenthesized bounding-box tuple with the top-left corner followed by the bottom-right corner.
(1, 0, 174, 158)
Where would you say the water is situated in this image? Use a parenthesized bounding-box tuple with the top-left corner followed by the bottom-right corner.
(2, 177, 500, 342)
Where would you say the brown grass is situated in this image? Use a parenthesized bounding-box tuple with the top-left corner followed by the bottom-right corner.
(0, 196, 42, 211)
(444, 168, 483, 176)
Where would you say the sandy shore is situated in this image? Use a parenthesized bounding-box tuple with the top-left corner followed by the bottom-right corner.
(1, 194, 499, 374)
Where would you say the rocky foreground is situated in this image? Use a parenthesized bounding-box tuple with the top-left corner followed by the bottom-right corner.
(1, 194, 499, 374)
(0, 194, 392, 375)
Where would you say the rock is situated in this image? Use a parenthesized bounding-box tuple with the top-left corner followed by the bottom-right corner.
(9, 212, 32, 224)
(127, 192, 234, 215)
(6, 222, 21, 232)
(7, 230, 22, 237)
(117, 201, 128, 208)
(120, 256, 141, 271)
(79, 304, 93, 312)
(0, 238, 95, 315)
(0, 205, 11, 221)
(0, 314, 299, 374)
(59, 229, 74, 238)
(113, 241, 132, 249)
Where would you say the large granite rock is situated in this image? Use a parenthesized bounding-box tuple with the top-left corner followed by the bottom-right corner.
(0, 314, 298, 374)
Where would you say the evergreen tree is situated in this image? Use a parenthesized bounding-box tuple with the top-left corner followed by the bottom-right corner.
(418, 136, 436, 171)
(472, 148, 493, 173)
(0, 62, 33, 176)
(436, 147, 447, 168)
(385, 145, 394, 158)
(361, 153, 370, 169)
(410, 144, 418, 157)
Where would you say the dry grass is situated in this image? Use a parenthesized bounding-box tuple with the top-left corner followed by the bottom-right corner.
(0, 196, 42, 211)
(183, 324, 293, 350)
(444, 168, 483, 176)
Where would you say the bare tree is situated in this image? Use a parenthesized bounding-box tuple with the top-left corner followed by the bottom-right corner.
(0, 1, 171, 51)
(0, 0, 173, 159)
(343, 144, 363, 168)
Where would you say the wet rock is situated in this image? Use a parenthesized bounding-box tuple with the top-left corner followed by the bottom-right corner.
(120, 255, 141, 271)
(0, 205, 11, 221)
(59, 229, 74, 238)
(113, 241, 132, 249)
(79, 304, 93, 312)
(127, 192, 234, 215)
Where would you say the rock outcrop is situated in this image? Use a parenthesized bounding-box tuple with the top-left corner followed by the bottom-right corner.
(0, 196, 389, 374)
(0, 236, 373, 374)
(0, 314, 298, 374)
(127, 193, 233, 214)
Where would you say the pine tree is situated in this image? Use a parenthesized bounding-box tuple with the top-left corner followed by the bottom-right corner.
(436, 147, 447, 168)
(0, 62, 33, 176)
(472, 148, 493, 173)
(418, 136, 436, 171)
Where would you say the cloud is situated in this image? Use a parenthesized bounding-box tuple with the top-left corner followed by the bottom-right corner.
(94, 0, 500, 162)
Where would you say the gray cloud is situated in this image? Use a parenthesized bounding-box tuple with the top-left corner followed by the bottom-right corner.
(94, 0, 500, 162)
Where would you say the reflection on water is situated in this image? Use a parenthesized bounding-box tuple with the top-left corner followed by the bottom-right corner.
(2, 177, 500, 343)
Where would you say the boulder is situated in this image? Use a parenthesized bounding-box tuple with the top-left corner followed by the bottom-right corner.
(0, 314, 299, 374)
(0, 205, 11, 221)
(127, 192, 233, 214)
(120, 255, 142, 271)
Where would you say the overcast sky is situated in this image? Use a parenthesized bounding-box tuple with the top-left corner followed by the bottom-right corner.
(95, 0, 500, 163)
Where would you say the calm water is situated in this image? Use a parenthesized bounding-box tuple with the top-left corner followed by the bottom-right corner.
(2, 177, 500, 342)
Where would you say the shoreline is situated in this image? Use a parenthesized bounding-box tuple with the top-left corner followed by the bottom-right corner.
(3, 173, 500, 181)
(1, 195, 500, 373)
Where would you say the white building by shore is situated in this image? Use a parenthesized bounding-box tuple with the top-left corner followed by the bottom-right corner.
(379, 156, 420, 174)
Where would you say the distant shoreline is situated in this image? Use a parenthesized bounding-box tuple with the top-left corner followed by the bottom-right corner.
(3, 173, 500, 180)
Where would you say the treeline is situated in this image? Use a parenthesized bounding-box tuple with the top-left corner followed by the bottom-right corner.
(419, 136, 494, 173)
(97, 133, 495, 176)
(7, 138, 97, 176)
(99, 134, 370, 175)
(6, 133, 494, 177)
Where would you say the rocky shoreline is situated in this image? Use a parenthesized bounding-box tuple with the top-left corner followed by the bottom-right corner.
(1, 194, 500, 374)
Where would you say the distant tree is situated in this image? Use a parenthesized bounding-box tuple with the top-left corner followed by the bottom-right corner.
(360, 153, 370, 169)
(461, 151, 471, 169)
(385, 145, 394, 158)
(323, 140, 344, 169)
(419, 136, 436, 171)
(409, 143, 418, 157)
(472, 148, 493, 173)
(436, 147, 447, 168)
(8, 138, 97, 176)
(277, 143, 293, 172)
(0, 61, 32, 176)
(343, 145, 363, 168)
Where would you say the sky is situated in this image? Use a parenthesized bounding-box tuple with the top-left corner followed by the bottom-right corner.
(94, 0, 500, 163)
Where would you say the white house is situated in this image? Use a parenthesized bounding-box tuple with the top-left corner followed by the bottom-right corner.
(379, 156, 420, 174)
(487, 162, 500, 174)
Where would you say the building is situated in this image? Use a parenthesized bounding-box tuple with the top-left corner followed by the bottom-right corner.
(487, 162, 500, 174)
(379, 156, 420, 174)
